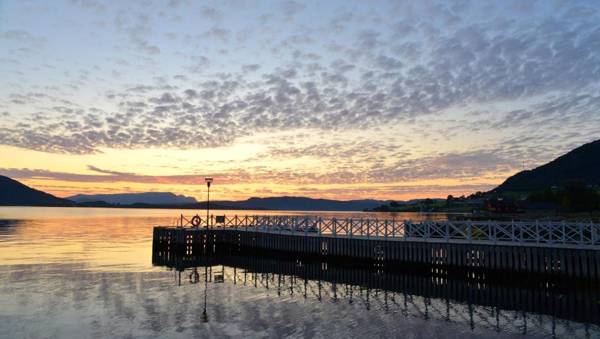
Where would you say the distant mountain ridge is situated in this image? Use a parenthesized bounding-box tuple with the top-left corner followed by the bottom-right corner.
(69, 193, 388, 211)
(0, 176, 387, 211)
(0, 176, 73, 206)
(214, 196, 388, 211)
(493, 139, 600, 193)
(68, 192, 197, 205)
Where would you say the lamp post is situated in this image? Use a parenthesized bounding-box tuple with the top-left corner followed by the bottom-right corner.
(205, 177, 213, 229)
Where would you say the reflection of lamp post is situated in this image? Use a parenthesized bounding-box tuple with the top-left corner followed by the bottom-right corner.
(202, 265, 209, 323)
(205, 177, 213, 229)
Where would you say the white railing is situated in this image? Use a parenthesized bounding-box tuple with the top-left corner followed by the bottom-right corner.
(173, 215, 600, 249)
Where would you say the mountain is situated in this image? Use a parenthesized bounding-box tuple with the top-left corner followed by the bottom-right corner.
(0, 176, 74, 206)
(69, 195, 384, 211)
(68, 192, 198, 205)
(493, 139, 600, 193)
(1, 176, 381, 210)
(214, 196, 388, 211)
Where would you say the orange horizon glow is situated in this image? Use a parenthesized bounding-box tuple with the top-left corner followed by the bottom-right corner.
(0, 139, 524, 201)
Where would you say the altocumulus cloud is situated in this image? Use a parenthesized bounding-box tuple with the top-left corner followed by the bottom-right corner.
(0, 0, 599, 177)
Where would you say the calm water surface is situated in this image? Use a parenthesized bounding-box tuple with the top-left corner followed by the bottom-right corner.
(0, 207, 598, 338)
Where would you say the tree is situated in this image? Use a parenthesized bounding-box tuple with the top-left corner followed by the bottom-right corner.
(560, 181, 600, 212)
(527, 181, 600, 212)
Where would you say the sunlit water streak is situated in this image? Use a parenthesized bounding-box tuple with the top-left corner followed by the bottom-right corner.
(0, 207, 597, 338)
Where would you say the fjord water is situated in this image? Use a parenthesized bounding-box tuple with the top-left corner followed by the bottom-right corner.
(0, 207, 598, 338)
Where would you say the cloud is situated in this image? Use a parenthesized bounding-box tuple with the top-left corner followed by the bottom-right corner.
(2, 0, 600, 192)
(187, 55, 210, 73)
(200, 6, 221, 21)
(0, 29, 47, 55)
(87, 165, 135, 176)
(242, 64, 261, 73)
(374, 55, 403, 70)
(1, 30, 38, 41)
(356, 29, 380, 49)
(368, 150, 519, 182)
(280, 1, 305, 17)
(114, 12, 161, 54)
(167, 0, 190, 8)
(204, 26, 230, 41)
(0, 165, 500, 199)
(69, 0, 106, 12)
(0, 167, 247, 185)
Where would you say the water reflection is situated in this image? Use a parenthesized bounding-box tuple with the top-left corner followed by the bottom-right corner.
(0, 219, 23, 227)
(154, 252, 600, 338)
(0, 220, 23, 238)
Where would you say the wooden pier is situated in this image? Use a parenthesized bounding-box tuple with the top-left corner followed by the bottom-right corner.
(153, 215, 600, 279)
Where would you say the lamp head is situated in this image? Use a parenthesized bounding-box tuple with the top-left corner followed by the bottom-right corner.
(204, 177, 213, 187)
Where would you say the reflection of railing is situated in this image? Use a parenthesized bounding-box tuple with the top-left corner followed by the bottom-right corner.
(156, 254, 600, 338)
(168, 215, 600, 249)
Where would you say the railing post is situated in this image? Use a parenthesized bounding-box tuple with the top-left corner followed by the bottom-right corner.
(384, 220, 388, 240)
(349, 218, 353, 238)
(467, 222, 472, 243)
(445, 222, 449, 242)
(367, 219, 370, 239)
(333, 218, 337, 236)
(303, 217, 307, 236)
(319, 217, 322, 235)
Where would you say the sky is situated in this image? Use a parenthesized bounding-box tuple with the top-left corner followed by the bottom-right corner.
(1, 0, 600, 201)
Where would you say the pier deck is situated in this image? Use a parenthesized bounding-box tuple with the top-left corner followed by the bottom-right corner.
(153, 215, 600, 279)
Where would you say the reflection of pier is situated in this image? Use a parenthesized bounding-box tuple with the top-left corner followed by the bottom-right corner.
(153, 251, 600, 338)
(154, 215, 600, 279)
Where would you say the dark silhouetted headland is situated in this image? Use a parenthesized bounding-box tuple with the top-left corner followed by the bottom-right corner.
(0, 176, 74, 206)
(493, 139, 600, 193)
